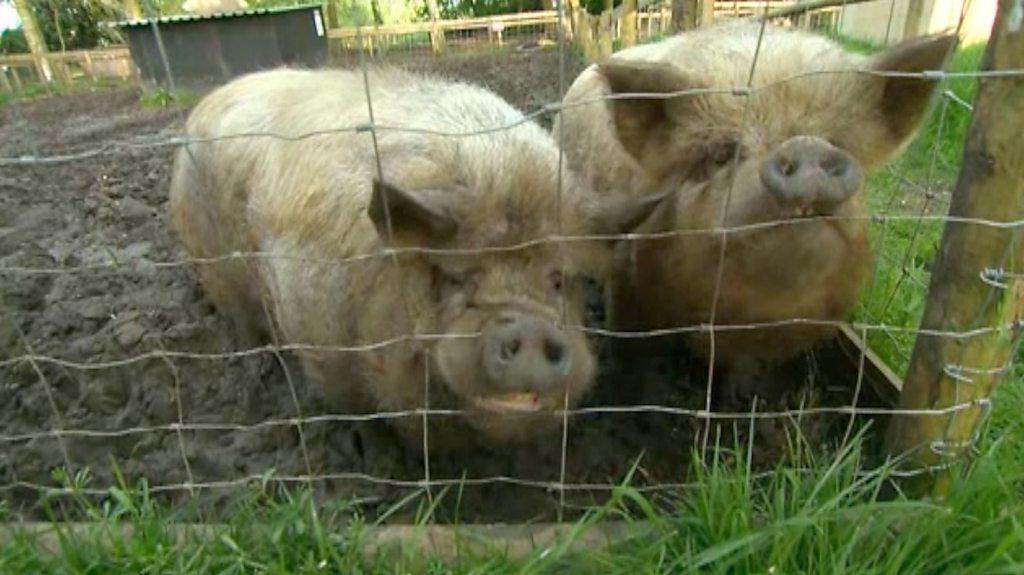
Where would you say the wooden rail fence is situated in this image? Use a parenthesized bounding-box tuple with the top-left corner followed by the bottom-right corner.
(0, 47, 135, 94)
(0, 1, 840, 94)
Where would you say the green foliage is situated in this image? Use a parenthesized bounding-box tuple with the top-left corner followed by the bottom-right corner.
(138, 86, 199, 107)
(0, 76, 130, 106)
(429, 0, 544, 19)
(853, 42, 987, 373)
(581, 0, 618, 16)
(8, 0, 123, 53)
(0, 26, 29, 54)
(2, 412, 1023, 573)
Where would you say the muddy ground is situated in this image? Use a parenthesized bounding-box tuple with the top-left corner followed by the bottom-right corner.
(0, 48, 873, 523)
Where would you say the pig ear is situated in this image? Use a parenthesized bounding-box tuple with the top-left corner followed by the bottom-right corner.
(369, 179, 458, 245)
(871, 33, 958, 144)
(591, 190, 672, 237)
(597, 61, 707, 162)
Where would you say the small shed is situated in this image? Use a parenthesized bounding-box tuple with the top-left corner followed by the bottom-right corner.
(113, 4, 327, 88)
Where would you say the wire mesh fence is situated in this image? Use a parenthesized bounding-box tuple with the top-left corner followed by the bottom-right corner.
(0, 0, 1020, 523)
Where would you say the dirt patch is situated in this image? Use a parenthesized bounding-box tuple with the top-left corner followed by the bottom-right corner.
(0, 48, 864, 523)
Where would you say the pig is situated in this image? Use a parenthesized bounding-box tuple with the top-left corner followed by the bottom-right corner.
(554, 21, 955, 398)
(169, 68, 662, 450)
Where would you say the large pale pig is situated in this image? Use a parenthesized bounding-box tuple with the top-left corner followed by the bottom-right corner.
(169, 68, 661, 449)
(555, 22, 954, 390)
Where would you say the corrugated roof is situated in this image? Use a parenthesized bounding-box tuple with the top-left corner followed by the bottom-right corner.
(110, 3, 321, 28)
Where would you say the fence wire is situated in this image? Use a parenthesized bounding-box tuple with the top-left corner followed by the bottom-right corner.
(0, 0, 1018, 520)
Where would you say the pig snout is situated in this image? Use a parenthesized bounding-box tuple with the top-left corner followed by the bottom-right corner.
(760, 136, 862, 216)
(483, 313, 572, 390)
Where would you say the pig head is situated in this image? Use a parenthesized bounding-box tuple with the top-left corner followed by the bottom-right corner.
(556, 22, 955, 368)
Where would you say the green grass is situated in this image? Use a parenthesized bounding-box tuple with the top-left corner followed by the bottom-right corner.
(0, 77, 132, 107)
(138, 87, 200, 109)
(4, 38, 1023, 575)
(2, 413, 1022, 573)
(853, 41, 987, 373)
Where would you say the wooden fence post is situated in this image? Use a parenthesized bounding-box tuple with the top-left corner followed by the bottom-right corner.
(424, 0, 446, 53)
(699, 0, 714, 27)
(597, 9, 613, 58)
(620, 0, 638, 48)
(672, 0, 707, 31)
(123, 0, 143, 19)
(0, 67, 12, 94)
(9, 66, 23, 91)
(884, 0, 1024, 495)
(11, 0, 52, 83)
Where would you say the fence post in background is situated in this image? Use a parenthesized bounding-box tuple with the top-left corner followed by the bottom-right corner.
(558, 0, 574, 41)
(424, 0, 446, 53)
(83, 52, 97, 81)
(565, 0, 580, 39)
(123, 0, 143, 19)
(9, 66, 23, 91)
(598, 10, 613, 58)
(596, 0, 613, 58)
(0, 67, 12, 94)
(671, 0, 703, 31)
(902, 0, 929, 40)
(620, 0, 637, 48)
(11, 0, 52, 83)
(324, 0, 340, 28)
(699, 0, 714, 27)
(884, 0, 1024, 496)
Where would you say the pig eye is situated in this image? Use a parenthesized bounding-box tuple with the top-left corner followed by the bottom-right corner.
(431, 266, 475, 302)
(549, 270, 565, 292)
(710, 141, 741, 166)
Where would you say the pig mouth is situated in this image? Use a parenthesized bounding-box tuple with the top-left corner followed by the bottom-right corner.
(471, 391, 559, 413)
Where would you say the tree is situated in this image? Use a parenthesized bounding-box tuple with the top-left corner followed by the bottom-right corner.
(4, 0, 122, 53)
(620, 0, 636, 47)
(11, 0, 50, 80)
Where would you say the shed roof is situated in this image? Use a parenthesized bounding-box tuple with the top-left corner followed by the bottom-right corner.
(111, 3, 322, 28)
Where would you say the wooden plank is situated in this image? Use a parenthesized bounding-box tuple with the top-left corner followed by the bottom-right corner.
(0, 520, 646, 560)
(833, 324, 903, 407)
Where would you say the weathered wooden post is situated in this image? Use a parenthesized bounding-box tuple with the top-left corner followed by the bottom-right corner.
(596, 0, 613, 58)
(83, 52, 97, 81)
(9, 65, 24, 91)
(620, 0, 638, 48)
(672, 0, 711, 31)
(424, 0, 446, 53)
(884, 0, 1024, 496)
(123, 0, 143, 19)
(699, 0, 714, 27)
(0, 66, 12, 94)
(11, 0, 52, 83)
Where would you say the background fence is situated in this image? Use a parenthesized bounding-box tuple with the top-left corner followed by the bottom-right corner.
(0, 0, 1021, 526)
(1, 0, 845, 94)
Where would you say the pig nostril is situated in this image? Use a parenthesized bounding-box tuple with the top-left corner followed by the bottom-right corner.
(543, 339, 566, 366)
(499, 338, 521, 362)
(777, 157, 797, 177)
(821, 155, 849, 178)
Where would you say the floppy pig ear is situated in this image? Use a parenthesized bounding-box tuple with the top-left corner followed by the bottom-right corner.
(591, 190, 672, 237)
(369, 179, 458, 246)
(598, 61, 707, 164)
(871, 33, 958, 145)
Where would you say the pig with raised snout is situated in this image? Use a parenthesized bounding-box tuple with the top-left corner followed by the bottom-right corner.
(554, 22, 955, 398)
(169, 68, 661, 449)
